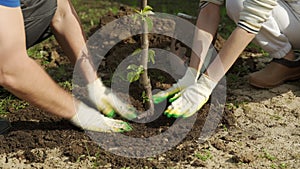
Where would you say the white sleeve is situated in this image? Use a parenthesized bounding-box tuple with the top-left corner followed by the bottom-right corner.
(238, 0, 278, 34)
(199, 0, 224, 8)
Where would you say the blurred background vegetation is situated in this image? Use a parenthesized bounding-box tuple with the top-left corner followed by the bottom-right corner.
(27, 0, 238, 69)
(70, 0, 235, 39)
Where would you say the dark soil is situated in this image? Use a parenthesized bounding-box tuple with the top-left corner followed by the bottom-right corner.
(0, 102, 234, 168)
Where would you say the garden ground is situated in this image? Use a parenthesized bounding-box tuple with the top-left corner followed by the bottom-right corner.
(0, 1, 299, 168)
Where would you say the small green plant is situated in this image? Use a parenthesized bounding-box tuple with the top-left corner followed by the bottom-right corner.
(12, 101, 29, 111)
(76, 141, 94, 163)
(133, 5, 154, 31)
(142, 91, 150, 103)
(91, 146, 106, 168)
(27, 46, 47, 59)
(120, 167, 131, 169)
(279, 163, 287, 169)
(58, 81, 73, 91)
(221, 124, 228, 132)
(127, 64, 144, 83)
(0, 98, 11, 116)
(262, 149, 276, 161)
(127, 48, 156, 83)
(225, 103, 238, 110)
(0, 95, 29, 116)
(195, 149, 213, 161)
(270, 163, 287, 169)
(270, 163, 277, 169)
(76, 154, 86, 163)
(109, 7, 119, 15)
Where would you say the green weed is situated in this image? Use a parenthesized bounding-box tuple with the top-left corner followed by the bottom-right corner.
(0, 95, 29, 116)
(262, 149, 276, 161)
(279, 163, 287, 169)
(195, 149, 213, 161)
(58, 81, 73, 91)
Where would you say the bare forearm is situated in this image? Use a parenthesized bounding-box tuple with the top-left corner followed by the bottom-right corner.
(2, 54, 76, 119)
(51, 0, 98, 84)
(0, 7, 76, 119)
(190, 3, 220, 71)
(206, 27, 255, 82)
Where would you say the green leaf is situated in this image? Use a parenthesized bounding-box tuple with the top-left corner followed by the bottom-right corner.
(136, 65, 145, 74)
(145, 16, 153, 32)
(142, 91, 150, 103)
(142, 5, 153, 13)
(127, 72, 140, 82)
(134, 9, 142, 14)
(131, 48, 142, 56)
(127, 64, 139, 70)
(148, 49, 155, 64)
(126, 64, 144, 82)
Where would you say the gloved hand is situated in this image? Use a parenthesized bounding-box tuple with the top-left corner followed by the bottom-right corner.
(87, 78, 137, 120)
(152, 67, 199, 104)
(70, 102, 132, 132)
(164, 74, 217, 118)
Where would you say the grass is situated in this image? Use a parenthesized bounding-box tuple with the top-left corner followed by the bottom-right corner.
(262, 149, 276, 161)
(0, 94, 29, 117)
(71, 0, 121, 34)
(195, 149, 213, 161)
(271, 162, 288, 169)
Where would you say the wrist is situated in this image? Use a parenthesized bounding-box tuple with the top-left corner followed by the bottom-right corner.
(87, 78, 106, 104)
(186, 66, 199, 79)
(69, 102, 99, 128)
(69, 101, 85, 126)
(87, 78, 104, 90)
(177, 67, 199, 86)
(197, 73, 217, 93)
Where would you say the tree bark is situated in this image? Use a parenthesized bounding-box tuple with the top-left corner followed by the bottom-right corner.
(141, 0, 147, 8)
(138, 0, 154, 119)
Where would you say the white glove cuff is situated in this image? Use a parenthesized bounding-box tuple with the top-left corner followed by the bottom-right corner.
(87, 78, 104, 92)
(70, 102, 88, 127)
(197, 74, 217, 96)
(87, 78, 105, 104)
(177, 67, 199, 87)
(70, 102, 106, 128)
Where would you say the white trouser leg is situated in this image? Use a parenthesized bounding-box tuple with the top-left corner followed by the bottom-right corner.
(226, 0, 300, 58)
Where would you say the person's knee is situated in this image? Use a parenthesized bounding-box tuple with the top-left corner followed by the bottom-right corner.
(0, 59, 21, 89)
(0, 67, 15, 89)
(51, 0, 73, 27)
(0, 41, 28, 88)
(226, 0, 244, 24)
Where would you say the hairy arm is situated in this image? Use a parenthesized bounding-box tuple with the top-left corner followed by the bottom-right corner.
(0, 6, 76, 119)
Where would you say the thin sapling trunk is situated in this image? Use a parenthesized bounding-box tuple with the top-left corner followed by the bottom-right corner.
(138, 0, 155, 119)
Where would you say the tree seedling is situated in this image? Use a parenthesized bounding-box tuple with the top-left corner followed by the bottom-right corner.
(127, 1, 156, 119)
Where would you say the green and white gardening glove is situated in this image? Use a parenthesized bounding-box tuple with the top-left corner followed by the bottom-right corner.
(70, 102, 132, 132)
(152, 67, 199, 104)
(164, 74, 217, 118)
(87, 78, 137, 120)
